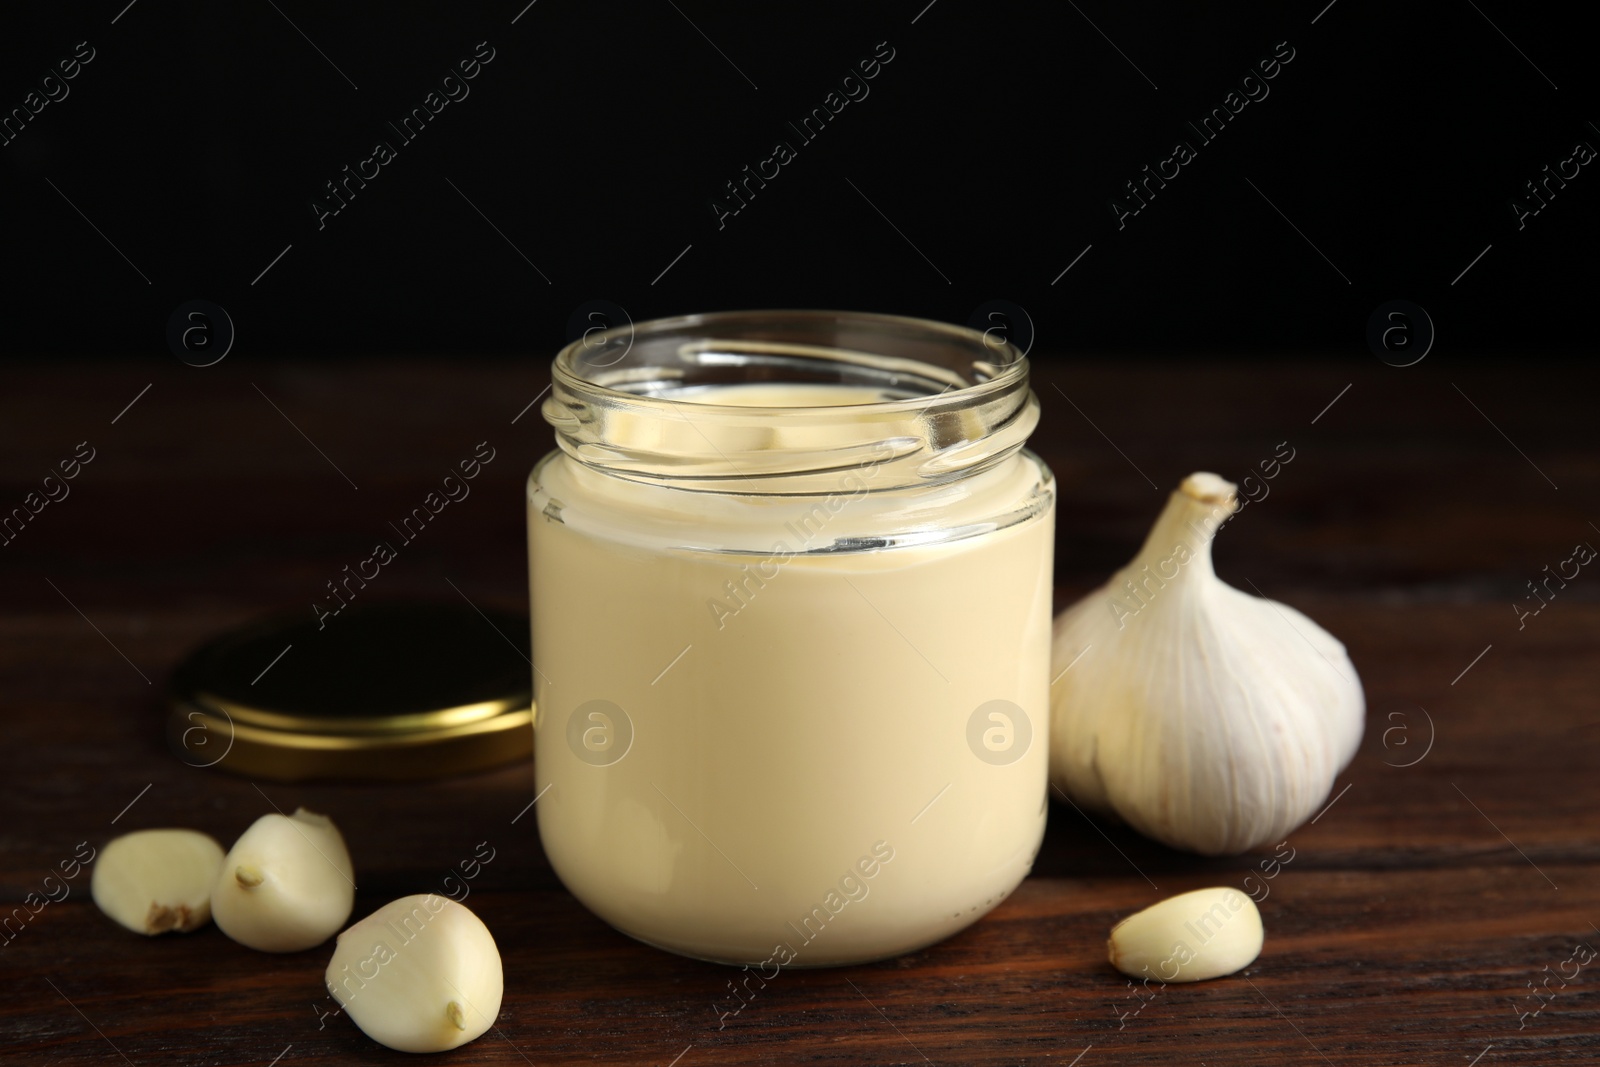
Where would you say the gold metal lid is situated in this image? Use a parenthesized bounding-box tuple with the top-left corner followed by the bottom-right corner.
(167, 602, 533, 782)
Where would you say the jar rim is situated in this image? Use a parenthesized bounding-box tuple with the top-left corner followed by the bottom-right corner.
(542, 309, 1038, 493)
(552, 308, 1027, 410)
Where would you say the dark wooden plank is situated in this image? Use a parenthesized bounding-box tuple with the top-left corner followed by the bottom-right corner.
(9, 868, 1599, 1066)
(1, 357, 1596, 1065)
(5, 600, 1594, 896)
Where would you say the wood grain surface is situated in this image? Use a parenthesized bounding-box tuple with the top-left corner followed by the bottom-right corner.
(1, 356, 1595, 1065)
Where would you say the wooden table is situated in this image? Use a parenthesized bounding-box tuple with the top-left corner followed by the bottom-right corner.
(3, 356, 1595, 1065)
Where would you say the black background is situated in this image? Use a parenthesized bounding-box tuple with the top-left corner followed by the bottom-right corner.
(0, 0, 1593, 360)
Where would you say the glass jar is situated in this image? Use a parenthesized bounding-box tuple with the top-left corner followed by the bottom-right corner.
(528, 310, 1054, 966)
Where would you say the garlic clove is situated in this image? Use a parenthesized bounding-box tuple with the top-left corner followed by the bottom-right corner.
(325, 894, 504, 1053)
(1108, 886, 1263, 982)
(211, 807, 354, 952)
(90, 829, 224, 935)
(1050, 472, 1365, 855)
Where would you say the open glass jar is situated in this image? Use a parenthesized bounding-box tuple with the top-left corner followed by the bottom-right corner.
(528, 310, 1054, 966)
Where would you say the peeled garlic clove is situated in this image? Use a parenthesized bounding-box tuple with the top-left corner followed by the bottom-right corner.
(211, 807, 354, 952)
(1109, 886, 1263, 982)
(1050, 472, 1364, 855)
(90, 829, 224, 935)
(326, 894, 504, 1053)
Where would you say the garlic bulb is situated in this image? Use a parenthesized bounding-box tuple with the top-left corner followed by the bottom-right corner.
(211, 807, 355, 952)
(326, 895, 504, 1053)
(91, 829, 224, 935)
(1049, 472, 1363, 855)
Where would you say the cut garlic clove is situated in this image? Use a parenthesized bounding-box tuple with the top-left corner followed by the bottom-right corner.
(325, 894, 504, 1053)
(90, 829, 224, 935)
(1108, 886, 1263, 982)
(211, 807, 354, 952)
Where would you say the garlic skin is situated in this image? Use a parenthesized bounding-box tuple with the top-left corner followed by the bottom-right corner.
(211, 808, 354, 952)
(91, 829, 224, 935)
(1050, 472, 1364, 855)
(1109, 886, 1263, 981)
(326, 895, 504, 1053)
